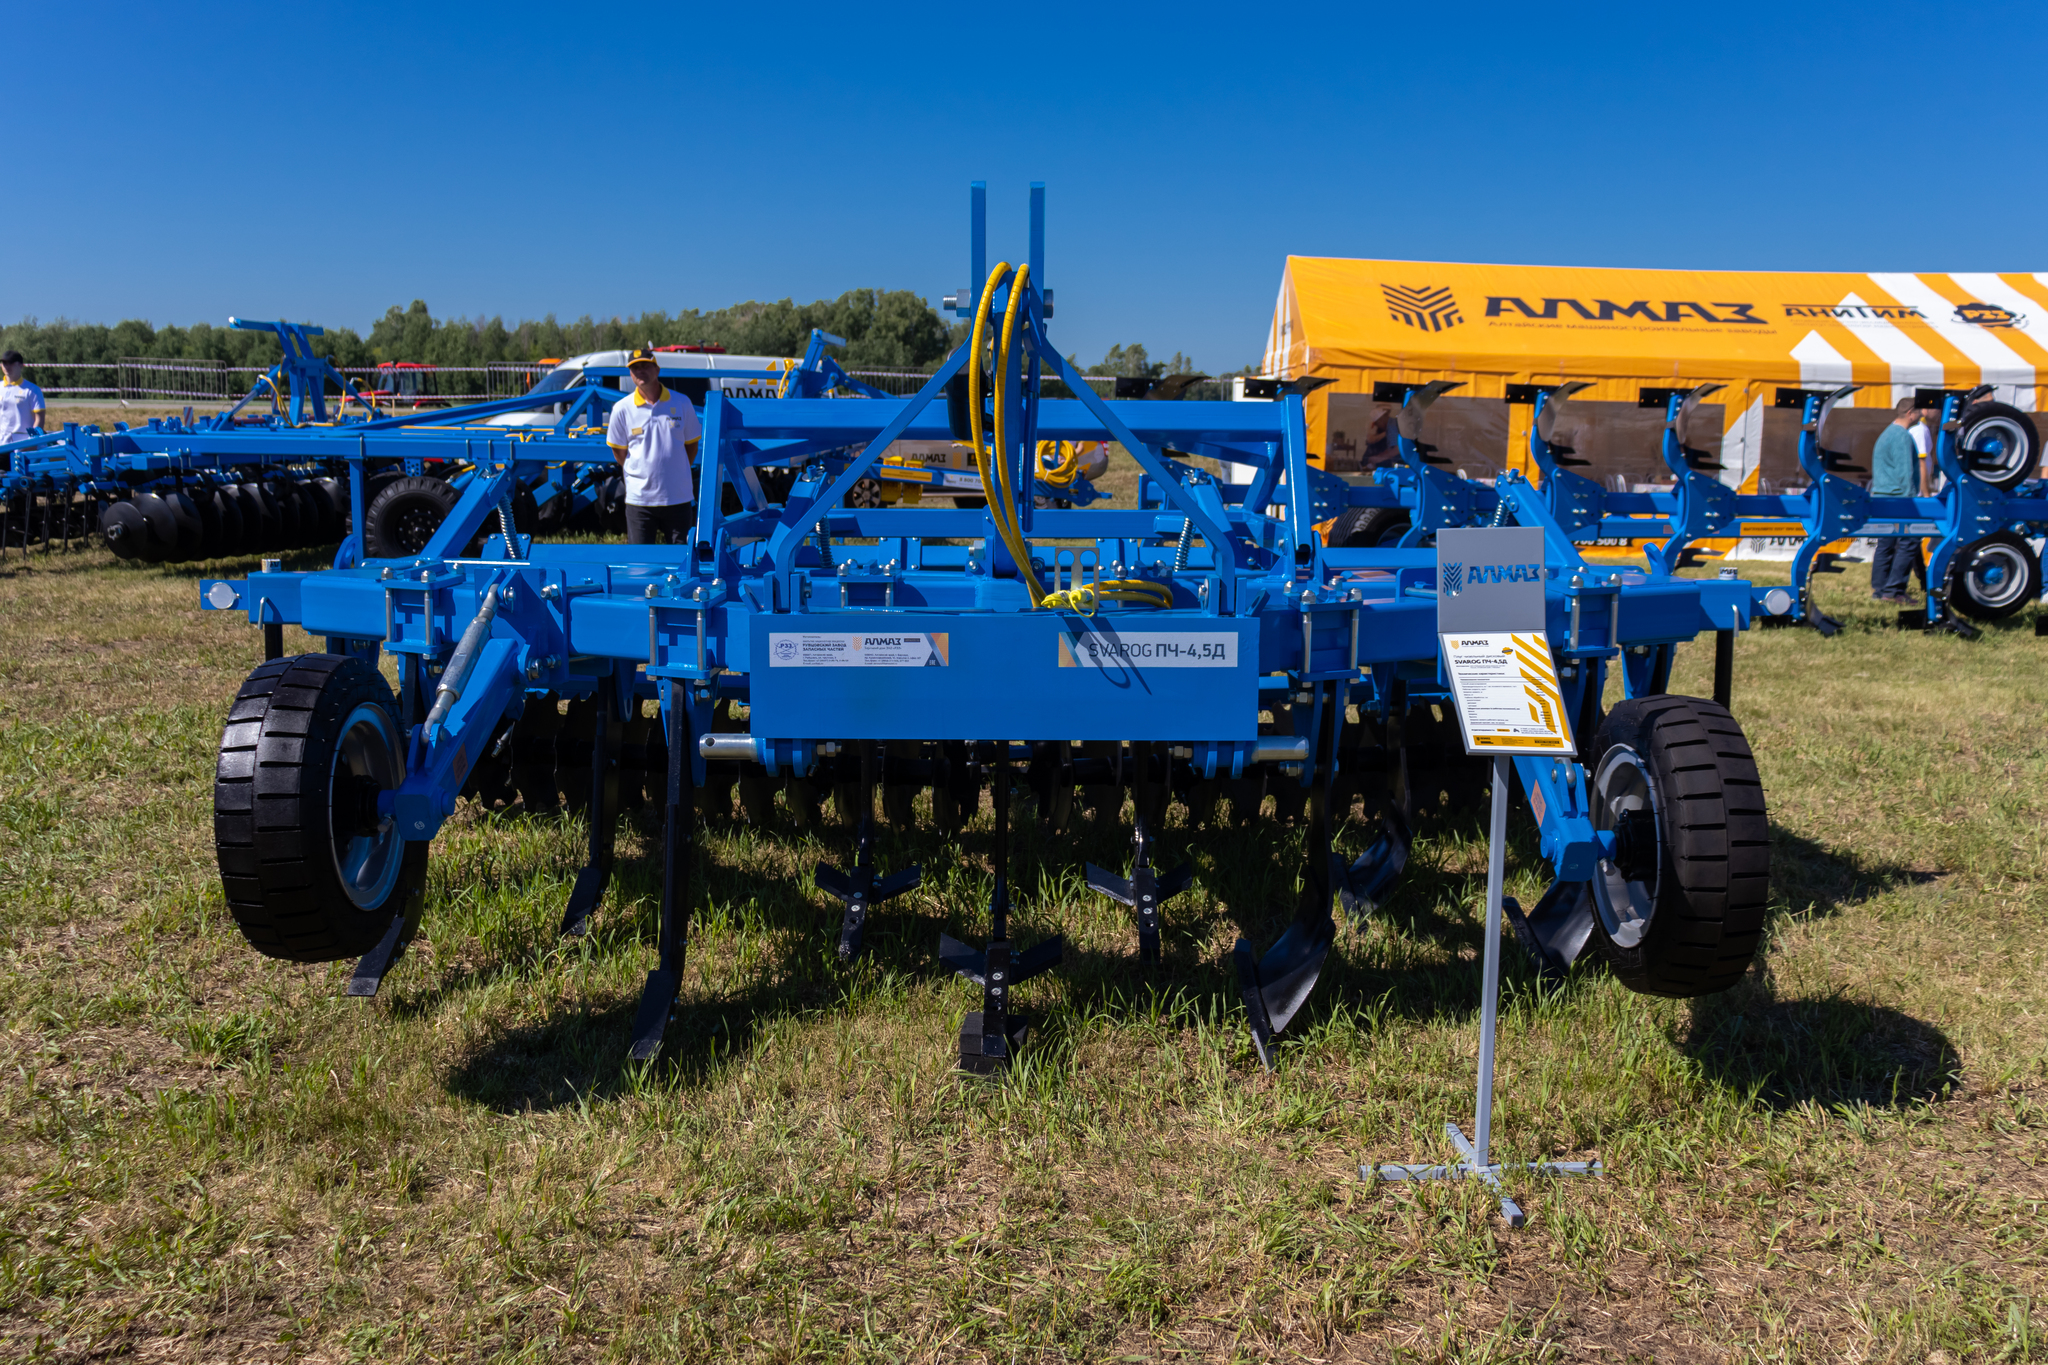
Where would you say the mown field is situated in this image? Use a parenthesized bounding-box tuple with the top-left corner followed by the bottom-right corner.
(0, 536, 2043, 1363)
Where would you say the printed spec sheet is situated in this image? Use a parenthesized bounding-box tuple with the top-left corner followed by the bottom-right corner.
(1439, 632, 1575, 755)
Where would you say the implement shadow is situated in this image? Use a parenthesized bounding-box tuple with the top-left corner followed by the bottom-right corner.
(439, 802, 1025, 1112)
(1771, 826, 1940, 921)
(1679, 968, 1961, 1109)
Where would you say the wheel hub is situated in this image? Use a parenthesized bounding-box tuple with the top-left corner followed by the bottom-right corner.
(329, 701, 405, 911)
(1590, 745, 1662, 949)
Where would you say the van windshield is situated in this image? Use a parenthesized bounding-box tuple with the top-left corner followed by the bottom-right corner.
(527, 366, 580, 396)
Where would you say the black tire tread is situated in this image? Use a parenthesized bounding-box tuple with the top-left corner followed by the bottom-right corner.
(1590, 694, 1769, 997)
(214, 653, 422, 963)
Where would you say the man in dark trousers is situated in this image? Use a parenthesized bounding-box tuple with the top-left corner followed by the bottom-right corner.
(1867, 396, 1920, 603)
(606, 345, 701, 544)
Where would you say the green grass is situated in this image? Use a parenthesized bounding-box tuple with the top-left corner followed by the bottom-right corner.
(1, 540, 2045, 1362)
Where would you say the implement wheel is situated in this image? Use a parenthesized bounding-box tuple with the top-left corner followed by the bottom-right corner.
(1328, 506, 1411, 549)
(214, 654, 427, 962)
(363, 475, 459, 559)
(1955, 401, 2040, 493)
(1584, 695, 1769, 997)
(1946, 531, 2040, 622)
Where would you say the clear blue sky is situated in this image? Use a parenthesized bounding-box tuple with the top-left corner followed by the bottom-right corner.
(12, 1, 2041, 373)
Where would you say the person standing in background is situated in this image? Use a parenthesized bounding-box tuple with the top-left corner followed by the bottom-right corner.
(0, 350, 46, 443)
(606, 345, 701, 545)
(1906, 403, 1936, 593)
(1867, 397, 1921, 604)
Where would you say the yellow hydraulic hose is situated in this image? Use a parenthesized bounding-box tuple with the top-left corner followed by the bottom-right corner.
(966, 261, 1167, 614)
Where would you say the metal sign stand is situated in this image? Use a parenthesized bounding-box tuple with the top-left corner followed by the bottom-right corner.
(1366, 756, 1601, 1226)
(1364, 527, 1603, 1226)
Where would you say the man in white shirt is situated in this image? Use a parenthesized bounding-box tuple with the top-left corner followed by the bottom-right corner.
(0, 350, 47, 444)
(605, 345, 701, 544)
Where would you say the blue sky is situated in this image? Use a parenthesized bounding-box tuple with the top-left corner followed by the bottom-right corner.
(11, 1, 2042, 372)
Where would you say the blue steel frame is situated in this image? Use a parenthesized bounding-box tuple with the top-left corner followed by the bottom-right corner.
(1518, 381, 2046, 631)
(195, 183, 1776, 1065)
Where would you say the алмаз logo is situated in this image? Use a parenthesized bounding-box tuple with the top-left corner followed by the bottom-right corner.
(1384, 284, 1462, 333)
(1442, 562, 1542, 596)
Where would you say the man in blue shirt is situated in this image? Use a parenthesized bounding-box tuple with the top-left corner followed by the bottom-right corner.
(0, 350, 46, 444)
(1868, 397, 1921, 603)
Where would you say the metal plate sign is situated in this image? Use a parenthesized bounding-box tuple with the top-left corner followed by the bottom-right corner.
(1436, 527, 1571, 755)
(1434, 526, 1547, 634)
(768, 632, 950, 668)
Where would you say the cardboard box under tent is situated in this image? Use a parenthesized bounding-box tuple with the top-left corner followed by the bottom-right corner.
(1261, 259, 2048, 520)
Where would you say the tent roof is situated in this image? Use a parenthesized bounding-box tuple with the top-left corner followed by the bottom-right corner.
(1262, 256, 2048, 402)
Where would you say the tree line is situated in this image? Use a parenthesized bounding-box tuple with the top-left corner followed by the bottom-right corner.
(0, 289, 1237, 386)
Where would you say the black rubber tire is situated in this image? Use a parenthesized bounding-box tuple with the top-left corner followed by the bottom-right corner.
(1955, 402, 2040, 493)
(1329, 505, 1412, 548)
(99, 499, 146, 559)
(214, 653, 428, 962)
(846, 477, 886, 509)
(131, 493, 177, 562)
(1583, 695, 1769, 997)
(363, 475, 459, 560)
(1946, 530, 2041, 621)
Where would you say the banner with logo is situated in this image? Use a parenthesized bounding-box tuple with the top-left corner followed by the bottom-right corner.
(1262, 258, 2046, 496)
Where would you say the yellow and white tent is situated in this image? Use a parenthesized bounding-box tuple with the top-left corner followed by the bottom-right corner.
(1261, 258, 2046, 491)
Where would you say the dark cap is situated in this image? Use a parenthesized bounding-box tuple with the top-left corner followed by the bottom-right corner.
(626, 345, 660, 368)
(0, 350, 21, 366)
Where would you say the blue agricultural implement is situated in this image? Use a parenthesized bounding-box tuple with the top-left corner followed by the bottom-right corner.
(1506, 380, 2044, 635)
(199, 184, 1778, 1071)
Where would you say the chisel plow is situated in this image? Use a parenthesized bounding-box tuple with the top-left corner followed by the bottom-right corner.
(200, 183, 1779, 1071)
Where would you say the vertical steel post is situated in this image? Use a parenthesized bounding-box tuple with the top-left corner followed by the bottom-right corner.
(1474, 755, 1510, 1169)
(1029, 182, 1045, 292)
(970, 181, 987, 316)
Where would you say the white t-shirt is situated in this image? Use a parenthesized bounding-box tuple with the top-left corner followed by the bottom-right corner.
(1909, 422, 1931, 457)
(605, 385, 701, 506)
(0, 379, 46, 443)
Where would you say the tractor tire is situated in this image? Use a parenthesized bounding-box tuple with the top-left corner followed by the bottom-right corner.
(99, 499, 147, 559)
(1329, 506, 1412, 549)
(1583, 695, 1769, 998)
(213, 653, 427, 962)
(1946, 531, 2040, 622)
(363, 476, 459, 560)
(1955, 402, 2040, 493)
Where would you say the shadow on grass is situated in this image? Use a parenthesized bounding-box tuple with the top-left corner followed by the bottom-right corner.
(1680, 972, 1961, 1110)
(1770, 825, 1941, 920)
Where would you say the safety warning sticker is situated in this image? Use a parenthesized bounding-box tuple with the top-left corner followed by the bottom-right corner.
(1057, 630, 1237, 669)
(1439, 632, 1574, 755)
(767, 632, 951, 667)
